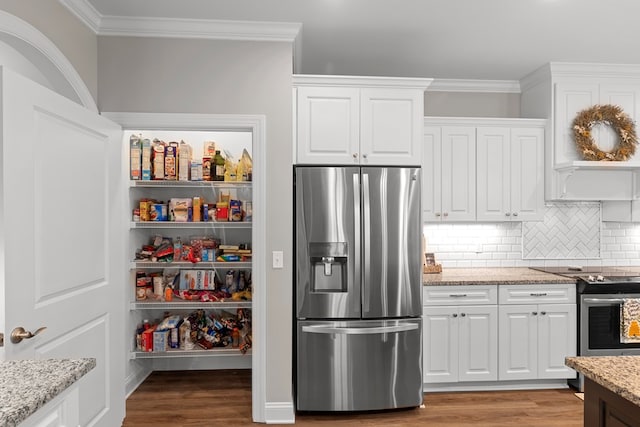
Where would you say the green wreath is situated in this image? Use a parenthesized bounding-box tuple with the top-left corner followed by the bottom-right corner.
(572, 104, 637, 161)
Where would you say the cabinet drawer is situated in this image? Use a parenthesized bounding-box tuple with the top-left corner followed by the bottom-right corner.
(423, 285, 497, 306)
(498, 283, 576, 304)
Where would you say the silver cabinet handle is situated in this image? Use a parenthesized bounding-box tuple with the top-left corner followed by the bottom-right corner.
(435, 213, 441, 217)
(302, 324, 418, 335)
(513, 212, 518, 217)
(532, 312, 538, 316)
(506, 212, 511, 216)
(460, 313, 466, 317)
(530, 293, 548, 297)
(541, 311, 546, 315)
(443, 212, 448, 217)
(449, 294, 468, 298)
(452, 313, 458, 318)
(11, 326, 47, 344)
(362, 154, 368, 159)
(352, 153, 358, 159)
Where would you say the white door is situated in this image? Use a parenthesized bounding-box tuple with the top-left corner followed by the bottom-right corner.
(498, 305, 537, 380)
(458, 305, 498, 382)
(476, 127, 510, 222)
(0, 67, 125, 426)
(423, 306, 458, 384)
(510, 127, 544, 221)
(440, 126, 476, 221)
(422, 126, 442, 222)
(360, 88, 423, 165)
(538, 304, 577, 379)
(296, 86, 360, 164)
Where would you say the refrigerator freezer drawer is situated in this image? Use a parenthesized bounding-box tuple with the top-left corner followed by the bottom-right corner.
(295, 319, 423, 411)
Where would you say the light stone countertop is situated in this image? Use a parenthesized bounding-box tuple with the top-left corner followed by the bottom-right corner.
(566, 356, 640, 406)
(0, 358, 95, 427)
(423, 267, 576, 286)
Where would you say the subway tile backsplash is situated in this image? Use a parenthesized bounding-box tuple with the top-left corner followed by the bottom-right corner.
(423, 202, 640, 268)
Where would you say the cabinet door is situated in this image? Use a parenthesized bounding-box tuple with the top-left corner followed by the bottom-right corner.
(476, 127, 510, 221)
(538, 303, 577, 379)
(296, 86, 360, 164)
(423, 306, 458, 383)
(554, 83, 598, 165)
(498, 305, 538, 380)
(510, 127, 544, 221)
(422, 126, 442, 221)
(360, 88, 423, 165)
(600, 85, 640, 162)
(440, 126, 476, 221)
(458, 305, 498, 382)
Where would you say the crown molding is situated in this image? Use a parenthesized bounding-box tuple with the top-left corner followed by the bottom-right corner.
(98, 15, 301, 42)
(428, 78, 521, 93)
(293, 74, 432, 90)
(59, 0, 301, 42)
(58, 0, 101, 33)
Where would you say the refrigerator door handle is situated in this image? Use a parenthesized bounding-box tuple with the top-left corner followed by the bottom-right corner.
(353, 171, 361, 296)
(301, 323, 419, 335)
(362, 172, 370, 312)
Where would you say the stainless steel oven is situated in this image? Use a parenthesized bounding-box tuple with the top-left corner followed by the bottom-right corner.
(572, 275, 640, 390)
(580, 293, 640, 356)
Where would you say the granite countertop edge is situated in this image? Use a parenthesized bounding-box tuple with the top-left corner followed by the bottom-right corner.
(566, 356, 640, 406)
(423, 267, 576, 286)
(0, 358, 96, 427)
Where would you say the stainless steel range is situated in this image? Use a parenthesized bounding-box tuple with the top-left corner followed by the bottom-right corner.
(531, 267, 640, 390)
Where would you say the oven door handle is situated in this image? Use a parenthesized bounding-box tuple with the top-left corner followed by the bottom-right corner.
(583, 298, 626, 304)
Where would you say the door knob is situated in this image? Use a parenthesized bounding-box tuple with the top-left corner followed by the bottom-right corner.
(11, 326, 47, 344)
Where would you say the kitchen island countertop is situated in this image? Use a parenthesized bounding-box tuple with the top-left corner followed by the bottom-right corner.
(566, 356, 640, 407)
(423, 267, 576, 286)
(0, 358, 95, 427)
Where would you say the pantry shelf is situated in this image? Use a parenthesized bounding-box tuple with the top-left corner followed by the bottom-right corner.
(131, 261, 252, 269)
(130, 180, 252, 189)
(131, 348, 251, 359)
(130, 300, 252, 310)
(130, 221, 251, 229)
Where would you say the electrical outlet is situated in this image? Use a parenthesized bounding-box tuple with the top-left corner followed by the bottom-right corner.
(272, 251, 284, 269)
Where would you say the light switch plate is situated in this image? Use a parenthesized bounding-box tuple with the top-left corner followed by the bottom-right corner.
(272, 251, 284, 269)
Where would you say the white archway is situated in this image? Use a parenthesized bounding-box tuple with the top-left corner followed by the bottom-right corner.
(0, 9, 97, 112)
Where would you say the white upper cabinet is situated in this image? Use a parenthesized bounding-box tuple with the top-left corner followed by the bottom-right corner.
(294, 75, 431, 165)
(423, 124, 476, 222)
(520, 63, 640, 200)
(424, 117, 545, 223)
(476, 123, 545, 222)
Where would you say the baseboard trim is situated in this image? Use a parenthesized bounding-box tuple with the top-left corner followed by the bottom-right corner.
(125, 368, 152, 398)
(264, 401, 295, 424)
(424, 379, 570, 393)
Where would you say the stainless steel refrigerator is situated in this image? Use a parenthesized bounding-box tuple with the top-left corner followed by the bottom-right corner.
(294, 166, 423, 412)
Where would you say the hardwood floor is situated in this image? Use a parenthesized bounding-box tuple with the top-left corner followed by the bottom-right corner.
(123, 370, 584, 426)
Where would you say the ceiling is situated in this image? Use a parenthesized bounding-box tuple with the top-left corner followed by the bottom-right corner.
(85, 0, 640, 82)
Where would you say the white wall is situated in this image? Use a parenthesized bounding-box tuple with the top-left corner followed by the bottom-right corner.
(97, 36, 294, 407)
(425, 91, 521, 118)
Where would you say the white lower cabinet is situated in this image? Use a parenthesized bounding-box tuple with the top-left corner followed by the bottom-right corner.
(498, 284, 577, 381)
(423, 305, 498, 383)
(423, 286, 498, 384)
(423, 283, 576, 388)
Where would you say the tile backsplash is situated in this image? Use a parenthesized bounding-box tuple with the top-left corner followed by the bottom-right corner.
(423, 202, 640, 268)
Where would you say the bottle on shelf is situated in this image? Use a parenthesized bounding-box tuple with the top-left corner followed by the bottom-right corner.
(213, 150, 225, 181)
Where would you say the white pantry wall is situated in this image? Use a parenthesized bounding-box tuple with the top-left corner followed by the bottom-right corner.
(424, 203, 640, 268)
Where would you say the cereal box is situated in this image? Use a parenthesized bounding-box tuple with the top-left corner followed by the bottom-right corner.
(130, 135, 141, 180)
(141, 138, 151, 180)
